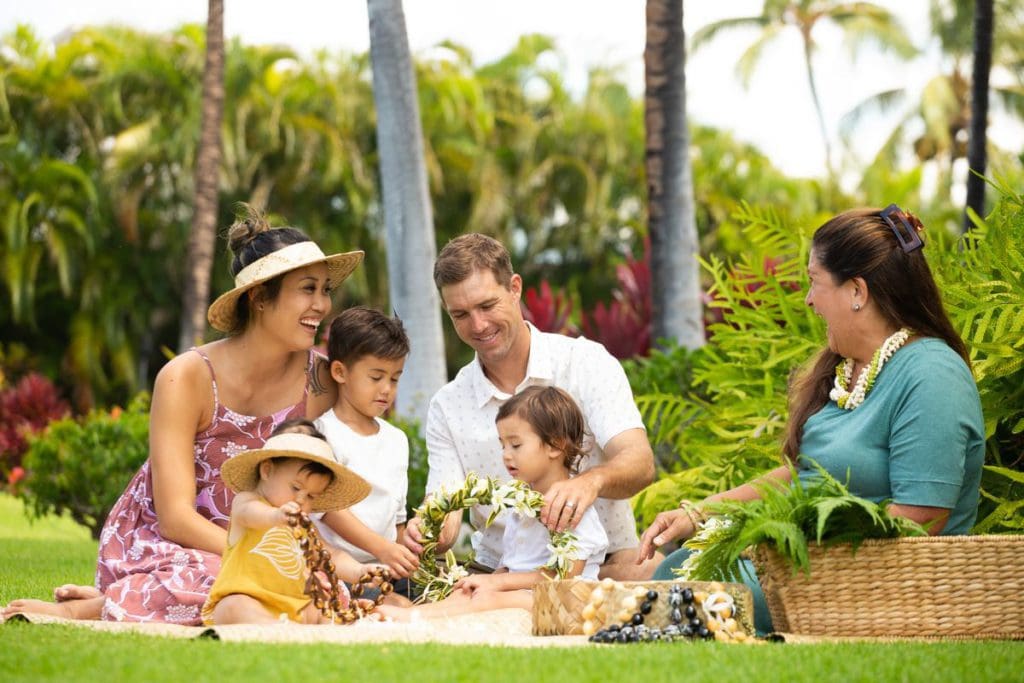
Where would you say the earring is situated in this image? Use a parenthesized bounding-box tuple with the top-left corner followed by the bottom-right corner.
(852, 303, 861, 311)
(258, 303, 264, 311)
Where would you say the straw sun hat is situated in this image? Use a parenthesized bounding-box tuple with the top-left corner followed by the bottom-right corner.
(207, 241, 364, 333)
(219, 433, 371, 512)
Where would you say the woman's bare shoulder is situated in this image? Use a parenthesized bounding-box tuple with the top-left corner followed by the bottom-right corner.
(152, 346, 216, 400)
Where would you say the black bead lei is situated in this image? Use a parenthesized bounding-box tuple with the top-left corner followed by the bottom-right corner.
(588, 585, 715, 644)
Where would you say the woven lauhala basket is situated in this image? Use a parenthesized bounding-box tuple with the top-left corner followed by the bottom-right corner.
(752, 535, 1024, 639)
(532, 579, 754, 636)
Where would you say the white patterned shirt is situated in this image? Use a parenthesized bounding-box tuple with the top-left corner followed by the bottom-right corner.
(425, 323, 645, 569)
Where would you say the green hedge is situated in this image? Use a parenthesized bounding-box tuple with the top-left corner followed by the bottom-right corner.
(21, 394, 150, 539)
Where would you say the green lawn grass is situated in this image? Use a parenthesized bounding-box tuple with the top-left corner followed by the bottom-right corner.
(2, 494, 1021, 682)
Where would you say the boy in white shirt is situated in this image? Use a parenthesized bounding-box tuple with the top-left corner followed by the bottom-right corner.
(315, 306, 419, 597)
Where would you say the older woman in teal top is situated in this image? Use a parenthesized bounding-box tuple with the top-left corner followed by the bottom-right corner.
(637, 205, 984, 633)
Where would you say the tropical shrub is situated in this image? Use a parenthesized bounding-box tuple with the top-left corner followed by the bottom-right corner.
(0, 372, 70, 481)
(581, 243, 652, 359)
(521, 281, 578, 337)
(21, 393, 150, 538)
(941, 181, 1024, 532)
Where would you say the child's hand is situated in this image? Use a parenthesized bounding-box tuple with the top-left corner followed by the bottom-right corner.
(453, 574, 495, 596)
(277, 500, 302, 525)
(375, 542, 419, 578)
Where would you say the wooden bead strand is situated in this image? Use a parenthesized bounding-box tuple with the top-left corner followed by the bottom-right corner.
(286, 511, 394, 624)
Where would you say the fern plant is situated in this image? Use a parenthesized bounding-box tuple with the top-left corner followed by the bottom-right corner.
(675, 465, 927, 582)
(631, 203, 821, 526)
(942, 181, 1024, 532)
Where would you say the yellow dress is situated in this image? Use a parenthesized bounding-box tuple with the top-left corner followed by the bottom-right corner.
(201, 519, 311, 624)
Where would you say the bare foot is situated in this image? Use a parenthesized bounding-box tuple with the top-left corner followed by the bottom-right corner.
(54, 584, 101, 601)
(2, 596, 104, 620)
(3, 598, 76, 620)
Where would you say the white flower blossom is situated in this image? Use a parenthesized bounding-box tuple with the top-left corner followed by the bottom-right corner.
(470, 478, 489, 498)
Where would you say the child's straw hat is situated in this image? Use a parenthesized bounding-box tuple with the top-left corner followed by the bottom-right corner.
(219, 433, 370, 512)
(207, 241, 364, 333)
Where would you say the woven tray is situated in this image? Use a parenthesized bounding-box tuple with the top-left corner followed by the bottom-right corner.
(752, 535, 1024, 639)
(532, 578, 754, 636)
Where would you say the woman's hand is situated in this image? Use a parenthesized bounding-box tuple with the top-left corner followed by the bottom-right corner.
(637, 509, 697, 562)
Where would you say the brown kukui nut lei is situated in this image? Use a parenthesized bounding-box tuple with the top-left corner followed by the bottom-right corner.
(286, 510, 393, 623)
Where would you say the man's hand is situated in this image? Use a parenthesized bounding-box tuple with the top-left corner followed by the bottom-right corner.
(540, 476, 600, 533)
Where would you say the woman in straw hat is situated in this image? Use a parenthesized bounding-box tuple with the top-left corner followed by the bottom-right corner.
(202, 419, 372, 625)
(3, 205, 363, 625)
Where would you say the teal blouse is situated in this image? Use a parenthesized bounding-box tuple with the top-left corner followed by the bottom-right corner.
(797, 338, 985, 535)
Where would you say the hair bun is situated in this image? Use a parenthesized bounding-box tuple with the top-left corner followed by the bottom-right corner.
(226, 204, 272, 255)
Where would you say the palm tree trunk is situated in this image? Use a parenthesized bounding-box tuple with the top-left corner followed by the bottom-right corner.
(366, 0, 447, 423)
(801, 32, 833, 181)
(178, 0, 225, 351)
(964, 0, 993, 231)
(644, 0, 704, 350)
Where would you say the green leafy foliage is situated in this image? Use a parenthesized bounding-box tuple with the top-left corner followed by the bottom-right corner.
(2, 24, 844, 405)
(937, 185, 1024, 532)
(631, 203, 820, 523)
(678, 465, 926, 582)
(21, 393, 150, 539)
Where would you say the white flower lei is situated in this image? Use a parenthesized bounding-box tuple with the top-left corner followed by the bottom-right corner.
(411, 472, 579, 602)
(829, 328, 910, 410)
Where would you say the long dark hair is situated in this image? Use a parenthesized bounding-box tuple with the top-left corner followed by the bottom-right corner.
(783, 207, 970, 461)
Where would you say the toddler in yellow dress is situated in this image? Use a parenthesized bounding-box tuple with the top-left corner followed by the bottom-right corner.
(202, 419, 372, 625)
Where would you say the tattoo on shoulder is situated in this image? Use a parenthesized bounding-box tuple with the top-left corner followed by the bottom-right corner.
(308, 356, 329, 396)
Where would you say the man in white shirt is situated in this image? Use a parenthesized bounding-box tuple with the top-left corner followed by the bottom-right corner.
(402, 233, 662, 580)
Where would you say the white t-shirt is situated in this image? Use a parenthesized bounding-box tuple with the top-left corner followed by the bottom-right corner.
(425, 323, 646, 569)
(313, 409, 409, 563)
(500, 506, 608, 580)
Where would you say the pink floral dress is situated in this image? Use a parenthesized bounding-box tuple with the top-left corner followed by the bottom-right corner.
(94, 348, 312, 624)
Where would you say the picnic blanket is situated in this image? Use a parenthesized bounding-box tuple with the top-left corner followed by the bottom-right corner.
(1, 608, 587, 647)
(7, 609, 991, 644)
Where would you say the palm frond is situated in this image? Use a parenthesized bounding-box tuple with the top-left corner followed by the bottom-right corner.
(689, 17, 769, 53)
